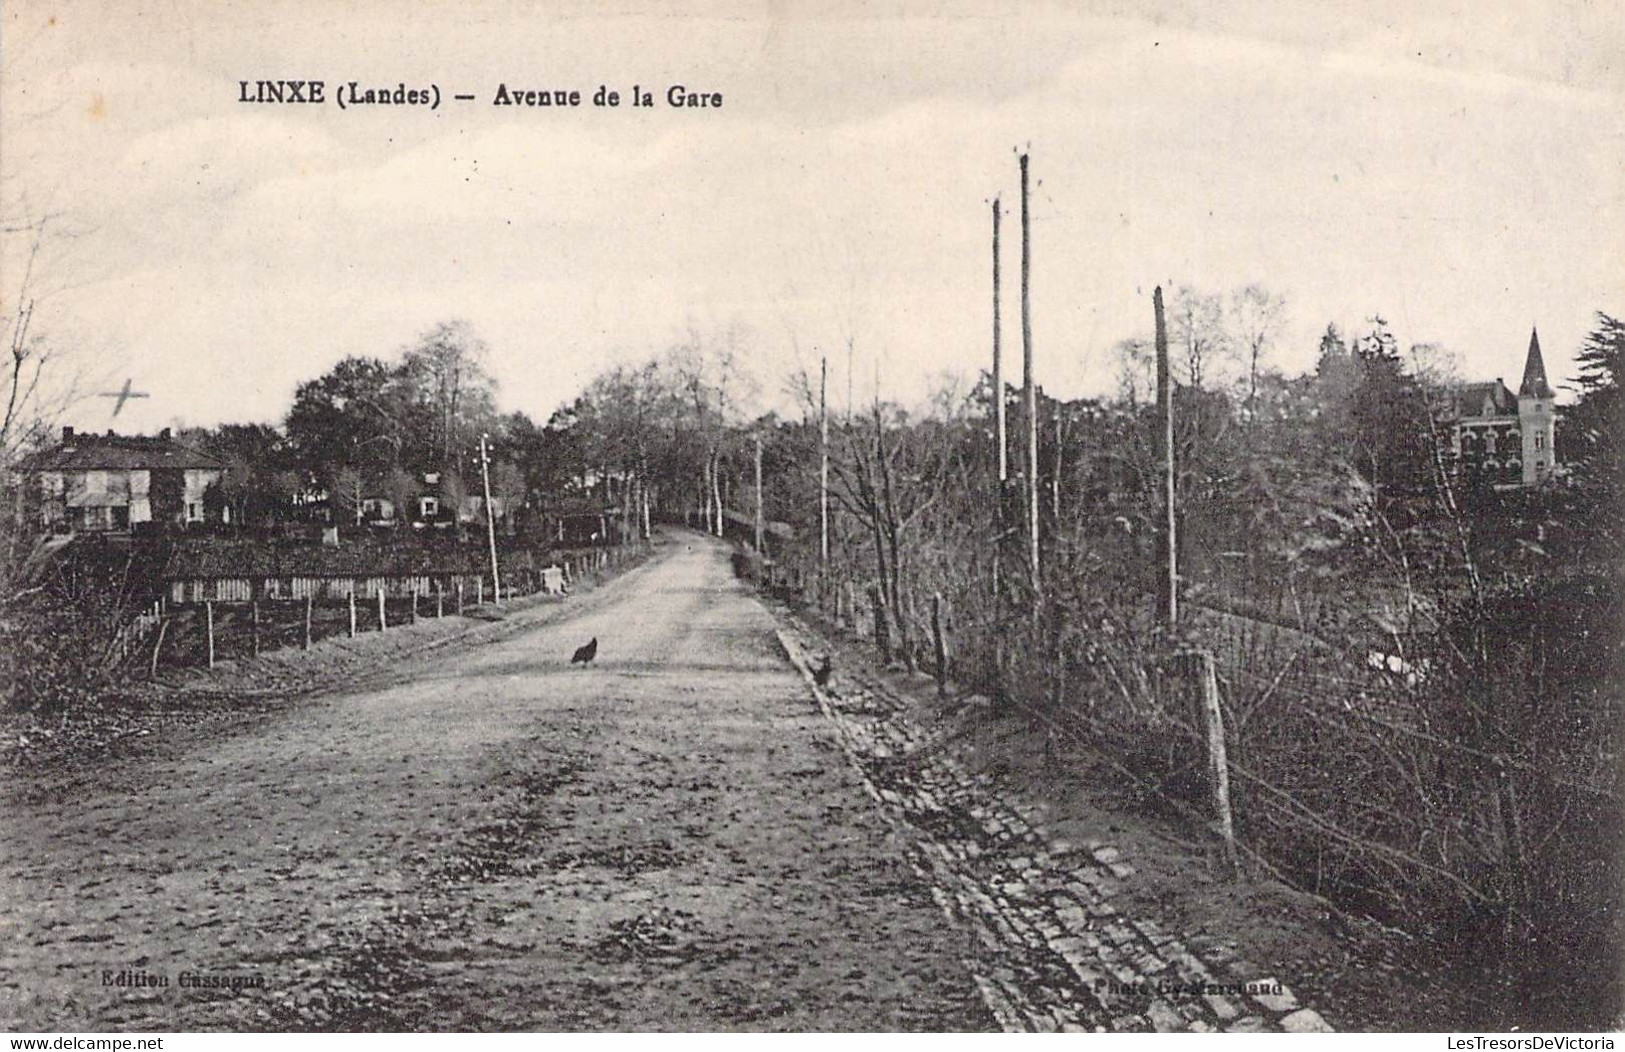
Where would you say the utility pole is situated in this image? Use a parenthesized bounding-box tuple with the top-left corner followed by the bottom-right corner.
(753, 432, 764, 553)
(712, 451, 723, 537)
(847, 336, 855, 425)
(1053, 410, 1063, 518)
(819, 355, 829, 566)
(1154, 286, 1177, 629)
(990, 193, 1007, 690)
(479, 433, 502, 605)
(993, 196, 1007, 483)
(1020, 151, 1040, 610)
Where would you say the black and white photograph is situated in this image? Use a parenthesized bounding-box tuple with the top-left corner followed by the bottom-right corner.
(1, 0, 1621, 1037)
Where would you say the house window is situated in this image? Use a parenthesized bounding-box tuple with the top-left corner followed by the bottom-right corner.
(420, 496, 439, 519)
(1535, 433, 1544, 451)
(186, 502, 202, 522)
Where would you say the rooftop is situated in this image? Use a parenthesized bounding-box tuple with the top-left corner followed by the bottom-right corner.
(20, 427, 227, 472)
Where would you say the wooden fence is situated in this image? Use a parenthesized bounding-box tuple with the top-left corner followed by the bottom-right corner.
(141, 544, 640, 671)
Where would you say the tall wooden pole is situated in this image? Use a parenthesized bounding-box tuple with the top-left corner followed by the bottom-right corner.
(753, 432, 764, 553)
(1053, 411, 1063, 518)
(993, 196, 1006, 483)
(479, 433, 502, 604)
(846, 336, 855, 425)
(711, 451, 723, 536)
(1155, 285, 1178, 629)
(990, 194, 1007, 688)
(819, 356, 829, 566)
(1020, 152, 1040, 608)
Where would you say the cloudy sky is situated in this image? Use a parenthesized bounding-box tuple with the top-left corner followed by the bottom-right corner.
(3, 0, 1621, 435)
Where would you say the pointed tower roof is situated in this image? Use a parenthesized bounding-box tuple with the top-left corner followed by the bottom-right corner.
(1519, 326, 1555, 399)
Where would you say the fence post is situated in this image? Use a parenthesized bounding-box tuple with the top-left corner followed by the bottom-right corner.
(436, 581, 445, 618)
(411, 585, 419, 625)
(932, 592, 949, 698)
(1495, 762, 1531, 970)
(377, 588, 387, 632)
(149, 618, 169, 679)
(205, 600, 216, 668)
(1190, 649, 1239, 878)
(251, 599, 261, 657)
(348, 590, 357, 638)
(456, 580, 464, 615)
(303, 595, 313, 650)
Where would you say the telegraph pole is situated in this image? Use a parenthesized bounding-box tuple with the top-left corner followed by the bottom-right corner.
(479, 433, 502, 605)
(753, 432, 764, 553)
(1154, 286, 1177, 629)
(1053, 410, 1063, 518)
(819, 356, 829, 566)
(993, 196, 1006, 482)
(990, 194, 1007, 690)
(1020, 152, 1040, 609)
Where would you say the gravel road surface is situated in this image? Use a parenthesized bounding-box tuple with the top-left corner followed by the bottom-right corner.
(0, 535, 992, 1031)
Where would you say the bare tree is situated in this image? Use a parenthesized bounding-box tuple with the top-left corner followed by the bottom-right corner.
(398, 320, 497, 466)
(1169, 285, 1234, 392)
(1230, 284, 1287, 432)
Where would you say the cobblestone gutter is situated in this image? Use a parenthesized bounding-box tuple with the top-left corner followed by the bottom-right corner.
(776, 625, 1337, 1034)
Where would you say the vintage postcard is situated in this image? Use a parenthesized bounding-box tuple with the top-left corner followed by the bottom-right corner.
(2, 0, 1621, 1037)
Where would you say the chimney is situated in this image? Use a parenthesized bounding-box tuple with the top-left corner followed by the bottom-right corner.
(62, 426, 74, 441)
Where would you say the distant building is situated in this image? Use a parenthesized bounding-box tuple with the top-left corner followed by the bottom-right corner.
(1445, 328, 1558, 488)
(15, 426, 229, 533)
(345, 470, 511, 529)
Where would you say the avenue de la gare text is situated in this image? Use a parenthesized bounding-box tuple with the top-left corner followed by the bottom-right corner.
(236, 80, 723, 109)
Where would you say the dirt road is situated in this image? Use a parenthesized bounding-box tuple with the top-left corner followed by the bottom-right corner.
(0, 534, 991, 1031)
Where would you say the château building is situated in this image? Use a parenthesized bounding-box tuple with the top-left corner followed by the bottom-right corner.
(1445, 328, 1558, 488)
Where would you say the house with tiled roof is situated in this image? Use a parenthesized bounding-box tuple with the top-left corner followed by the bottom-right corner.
(15, 427, 229, 533)
(1444, 329, 1559, 488)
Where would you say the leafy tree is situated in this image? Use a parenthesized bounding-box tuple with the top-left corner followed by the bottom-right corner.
(184, 423, 295, 527)
(1560, 312, 1624, 491)
(285, 356, 404, 476)
(324, 465, 364, 526)
(1312, 323, 1356, 442)
(1348, 317, 1431, 492)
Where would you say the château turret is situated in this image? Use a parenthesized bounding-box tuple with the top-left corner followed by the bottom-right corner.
(1517, 327, 1556, 485)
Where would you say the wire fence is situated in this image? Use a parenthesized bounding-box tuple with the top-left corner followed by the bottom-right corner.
(774, 543, 1622, 1017)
